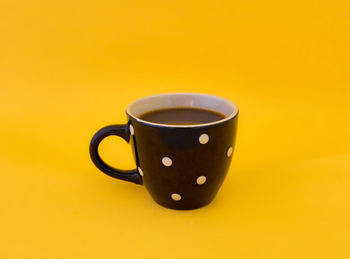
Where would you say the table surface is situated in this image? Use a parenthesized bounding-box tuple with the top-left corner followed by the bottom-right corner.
(1, 0, 349, 258)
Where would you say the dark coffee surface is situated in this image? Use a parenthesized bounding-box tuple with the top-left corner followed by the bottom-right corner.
(139, 107, 226, 125)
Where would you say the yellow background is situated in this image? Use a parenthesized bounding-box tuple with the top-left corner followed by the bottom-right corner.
(1, 0, 349, 258)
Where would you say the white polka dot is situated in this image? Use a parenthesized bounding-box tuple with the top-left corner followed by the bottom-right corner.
(227, 146, 233, 157)
(129, 124, 134, 135)
(196, 176, 206, 185)
(199, 133, 209, 144)
(138, 167, 144, 176)
(171, 193, 181, 201)
(162, 157, 172, 167)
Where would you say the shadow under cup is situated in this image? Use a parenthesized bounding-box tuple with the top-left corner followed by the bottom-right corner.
(90, 93, 239, 210)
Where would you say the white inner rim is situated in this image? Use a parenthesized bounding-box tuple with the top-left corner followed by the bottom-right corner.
(126, 93, 238, 127)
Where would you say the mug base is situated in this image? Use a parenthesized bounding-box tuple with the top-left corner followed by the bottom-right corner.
(153, 198, 214, 210)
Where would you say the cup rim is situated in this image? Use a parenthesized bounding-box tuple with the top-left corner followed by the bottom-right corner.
(126, 93, 239, 128)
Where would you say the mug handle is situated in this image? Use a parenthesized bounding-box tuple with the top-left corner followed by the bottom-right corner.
(89, 124, 142, 185)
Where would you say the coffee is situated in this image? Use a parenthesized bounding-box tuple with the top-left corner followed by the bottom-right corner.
(139, 107, 226, 125)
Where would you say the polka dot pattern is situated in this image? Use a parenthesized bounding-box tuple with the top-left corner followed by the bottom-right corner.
(196, 176, 206, 185)
(167, 140, 233, 201)
(150, 130, 234, 204)
(129, 124, 135, 135)
(227, 146, 233, 157)
(171, 193, 182, 201)
(162, 157, 172, 167)
(199, 133, 209, 144)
